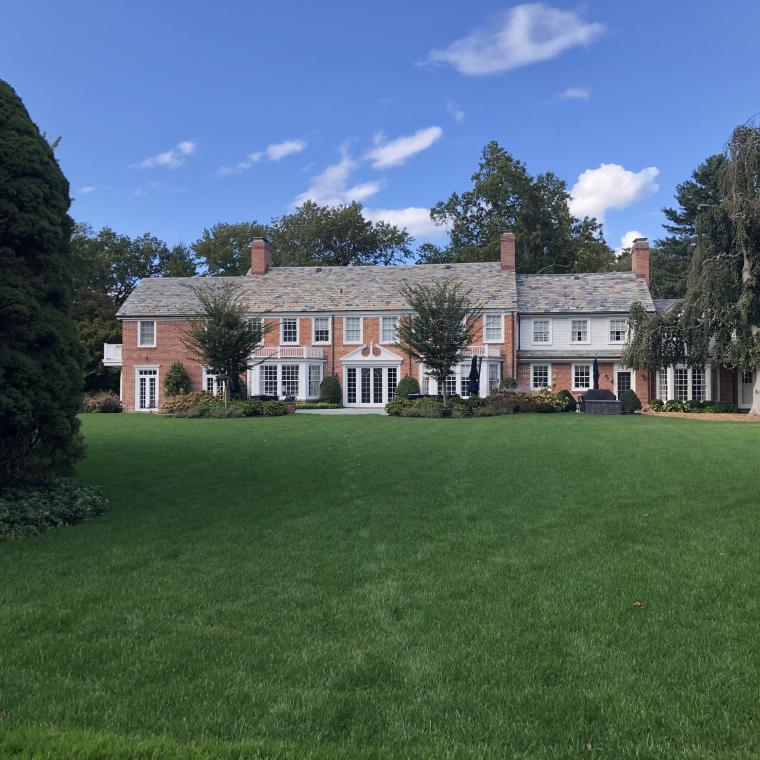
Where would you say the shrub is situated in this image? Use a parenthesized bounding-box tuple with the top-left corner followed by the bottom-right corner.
(1, 478, 107, 540)
(704, 401, 737, 413)
(649, 399, 665, 412)
(556, 389, 576, 412)
(164, 362, 191, 396)
(487, 390, 521, 415)
(474, 406, 500, 417)
(664, 399, 685, 413)
(81, 391, 122, 413)
(620, 389, 642, 414)
(385, 398, 410, 416)
(319, 375, 342, 404)
(396, 375, 420, 399)
(400, 398, 450, 418)
(261, 400, 288, 416)
(295, 401, 342, 409)
(160, 391, 216, 414)
(519, 389, 564, 413)
(499, 376, 518, 389)
(684, 399, 704, 413)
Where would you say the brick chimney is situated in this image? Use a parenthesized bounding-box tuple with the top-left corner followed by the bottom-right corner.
(631, 237, 650, 283)
(500, 232, 516, 271)
(250, 236, 272, 275)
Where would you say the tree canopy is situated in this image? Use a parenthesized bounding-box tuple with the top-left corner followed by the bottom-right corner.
(0, 79, 84, 484)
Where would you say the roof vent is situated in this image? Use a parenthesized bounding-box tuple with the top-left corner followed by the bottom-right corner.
(574, 275, 580, 280)
(315, 267, 322, 272)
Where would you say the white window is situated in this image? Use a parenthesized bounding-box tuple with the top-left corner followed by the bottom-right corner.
(136, 368, 158, 410)
(460, 374, 470, 397)
(204, 370, 224, 397)
(488, 363, 500, 392)
(281, 365, 299, 397)
(281, 318, 298, 344)
(531, 364, 550, 389)
(387, 367, 398, 401)
(570, 319, 589, 343)
(261, 365, 278, 396)
(484, 314, 503, 342)
(313, 317, 330, 344)
(674, 368, 688, 401)
(444, 375, 457, 397)
(249, 317, 264, 346)
(381, 316, 398, 344)
(138, 320, 156, 347)
(573, 364, 591, 390)
(692, 367, 705, 401)
(346, 367, 357, 403)
(344, 317, 362, 344)
(609, 318, 628, 343)
(532, 319, 551, 344)
(308, 364, 322, 397)
(657, 369, 668, 400)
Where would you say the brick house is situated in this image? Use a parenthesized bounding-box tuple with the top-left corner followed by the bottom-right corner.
(107, 233, 756, 411)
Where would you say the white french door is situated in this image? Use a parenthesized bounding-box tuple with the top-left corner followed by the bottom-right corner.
(344, 366, 398, 406)
(136, 368, 158, 410)
(739, 369, 755, 408)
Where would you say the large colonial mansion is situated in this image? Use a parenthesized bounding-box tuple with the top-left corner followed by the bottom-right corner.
(107, 233, 756, 412)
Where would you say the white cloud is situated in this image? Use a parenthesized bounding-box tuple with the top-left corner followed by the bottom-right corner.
(426, 4, 604, 76)
(366, 126, 443, 169)
(554, 86, 590, 101)
(77, 186, 95, 194)
(569, 164, 660, 222)
(132, 140, 197, 169)
(619, 230, 645, 252)
(447, 101, 465, 122)
(217, 152, 263, 176)
(363, 207, 446, 238)
(266, 139, 306, 161)
(293, 147, 383, 207)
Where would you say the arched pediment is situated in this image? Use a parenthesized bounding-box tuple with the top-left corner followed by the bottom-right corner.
(340, 342, 404, 364)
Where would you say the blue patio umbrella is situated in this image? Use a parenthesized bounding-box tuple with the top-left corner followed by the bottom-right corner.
(592, 357, 600, 390)
(467, 355, 482, 396)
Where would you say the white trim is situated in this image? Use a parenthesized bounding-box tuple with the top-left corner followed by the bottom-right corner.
(613, 363, 636, 396)
(738, 367, 755, 409)
(530, 362, 552, 390)
(137, 320, 156, 348)
(380, 315, 399, 345)
(343, 316, 363, 345)
(569, 318, 590, 345)
(312, 316, 331, 345)
(134, 365, 159, 412)
(280, 317, 300, 345)
(530, 318, 552, 346)
(571, 362, 592, 392)
(483, 313, 504, 343)
(608, 317, 628, 345)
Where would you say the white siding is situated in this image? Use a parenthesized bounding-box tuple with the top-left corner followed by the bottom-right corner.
(519, 315, 628, 352)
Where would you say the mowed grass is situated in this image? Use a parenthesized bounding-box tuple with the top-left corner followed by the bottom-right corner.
(2, 413, 760, 759)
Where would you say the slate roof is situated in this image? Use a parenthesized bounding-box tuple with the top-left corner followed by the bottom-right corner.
(516, 272, 655, 314)
(653, 298, 680, 315)
(117, 263, 518, 317)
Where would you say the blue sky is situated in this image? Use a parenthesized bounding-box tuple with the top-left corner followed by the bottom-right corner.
(3, 1, 759, 253)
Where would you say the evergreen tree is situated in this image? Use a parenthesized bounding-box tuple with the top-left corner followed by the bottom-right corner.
(0, 80, 84, 484)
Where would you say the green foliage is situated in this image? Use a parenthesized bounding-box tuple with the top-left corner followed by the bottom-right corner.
(81, 391, 122, 413)
(397, 279, 481, 402)
(0, 80, 85, 485)
(486, 390, 521, 414)
(664, 400, 685, 412)
(620, 389, 642, 413)
(160, 391, 216, 414)
(395, 375, 420, 398)
(1, 478, 107, 540)
(171, 397, 288, 418)
(488, 389, 563, 413)
(427, 141, 615, 272)
(318, 375, 342, 404)
(384, 398, 409, 416)
(499, 376, 518, 389)
(295, 401, 342, 409)
(164, 362, 191, 396)
(557, 389, 577, 412)
(385, 396, 486, 418)
(192, 221, 272, 276)
(684, 399, 704, 412)
(704, 401, 738, 413)
(400, 398, 451, 418)
(649, 399, 665, 412)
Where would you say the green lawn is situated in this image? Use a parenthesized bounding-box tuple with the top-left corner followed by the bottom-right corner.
(2, 413, 760, 759)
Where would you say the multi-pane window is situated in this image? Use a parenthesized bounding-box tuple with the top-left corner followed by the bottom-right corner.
(674, 368, 689, 401)
(488, 363, 500, 392)
(262, 365, 278, 396)
(460, 375, 471, 397)
(573, 364, 591, 390)
(609, 318, 628, 343)
(205, 372, 224, 396)
(570, 319, 589, 343)
(658, 370, 668, 401)
(532, 364, 550, 389)
(484, 314, 503, 342)
(138, 320, 156, 347)
(373, 368, 383, 404)
(360, 368, 371, 403)
(281, 365, 299, 397)
(344, 317, 362, 343)
(281, 318, 298, 344)
(381, 316, 398, 344)
(137, 368, 157, 410)
(249, 318, 263, 344)
(308, 365, 322, 397)
(313, 317, 330, 344)
(742, 369, 754, 385)
(617, 371, 632, 394)
(347, 368, 357, 404)
(692, 367, 705, 401)
(444, 375, 458, 398)
(387, 367, 398, 401)
(532, 319, 551, 343)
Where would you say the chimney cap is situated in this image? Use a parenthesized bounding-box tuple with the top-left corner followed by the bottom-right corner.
(632, 237, 648, 245)
(252, 235, 272, 244)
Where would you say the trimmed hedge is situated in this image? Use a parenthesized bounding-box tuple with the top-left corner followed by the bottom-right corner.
(396, 375, 420, 399)
(499, 376, 518, 390)
(318, 375, 342, 405)
(1, 478, 108, 540)
(386, 389, 566, 417)
(81, 391, 122, 413)
(557, 389, 576, 412)
(162, 393, 287, 418)
(651, 398, 738, 414)
(160, 391, 216, 414)
(295, 401, 342, 409)
(621, 389, 642, 413)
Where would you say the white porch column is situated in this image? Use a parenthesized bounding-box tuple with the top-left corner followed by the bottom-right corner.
(666, 366, 675, 401)
(298, 363, 307, 400)
(705, 362, 712, 402)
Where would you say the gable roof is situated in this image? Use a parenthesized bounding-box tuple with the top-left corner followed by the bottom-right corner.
(516, 272, 655, 313)
(653, 298, 680, 315)
(117, 263, 518, 317)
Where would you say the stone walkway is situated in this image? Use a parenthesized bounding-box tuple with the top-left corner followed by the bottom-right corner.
(297, 407, 387, 415)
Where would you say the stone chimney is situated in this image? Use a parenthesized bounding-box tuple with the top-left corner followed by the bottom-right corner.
(631, 237, 650, 283)
(500, 232, 516, 271)
(250, 236, 272, 275)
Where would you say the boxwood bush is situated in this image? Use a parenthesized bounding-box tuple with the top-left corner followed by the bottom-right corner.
(165, 393, 287, 418)
(649, 398, 665, 412)
(621, 389, 642, 413)
(318, 375, 342, 404)
(499, 376, 518, 390)
(663, 399, 685, 412)
(557, 389, 576, 412)
(396, 375, 420, 399)
(1, 478, 107, 540)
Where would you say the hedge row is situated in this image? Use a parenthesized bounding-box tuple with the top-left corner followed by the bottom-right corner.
(649, 399, 737, 413)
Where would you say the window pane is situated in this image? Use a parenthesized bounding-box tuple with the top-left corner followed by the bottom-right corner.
(444, 374, 457, 397)
(139, 321, 155, 346)
(571, 320, 588, 342)
(347, 368, 356, 404)
(533, 320, 550, 343)
(485, 314, 503, 341)
(381, 316, 398, 343)
(675, 368, 688, 401)
(281, 365, 299, 396)
(373, 367, 383, 403)
(138, 369, 157, 409)
(361, 367, 371, 403)
(387, 367, 398, 400)
(610, 319, 627, 342)
(574, 364, 591, 389)
(617, 372, 631, 393)
(532, 365, 549, 389)
(282, 319, 298, 343)
(345, 317, 361, 343)
(488, 363, 499, 391)
(308, 365, 322, 397)
(692, 367, 705, 401)
(313, 317, 329, 343)
(262, 365, 278, 396)
(658, 370, 668, 400)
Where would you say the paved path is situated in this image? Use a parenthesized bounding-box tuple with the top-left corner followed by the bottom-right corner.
(297, 407, 387, 415)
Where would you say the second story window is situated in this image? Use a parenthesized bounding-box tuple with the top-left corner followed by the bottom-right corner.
(609, 318, 628, 343)
(484, 314, 503, 342)
(313, 317, 330, 344)
(281, 318, 298, 344)
(138, 320, 156, 347)
(381, 316, 398, 344)
(344, 316, 362, 344)
(570, 319, 589, 343)
(532, 319, 551, 344)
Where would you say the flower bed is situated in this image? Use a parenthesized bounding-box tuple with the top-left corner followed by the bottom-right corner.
(162, 393, 288, 418)
(385, 389, 568, 417)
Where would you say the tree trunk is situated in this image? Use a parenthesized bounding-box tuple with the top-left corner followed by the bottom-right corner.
(743, 250, 760, 415)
